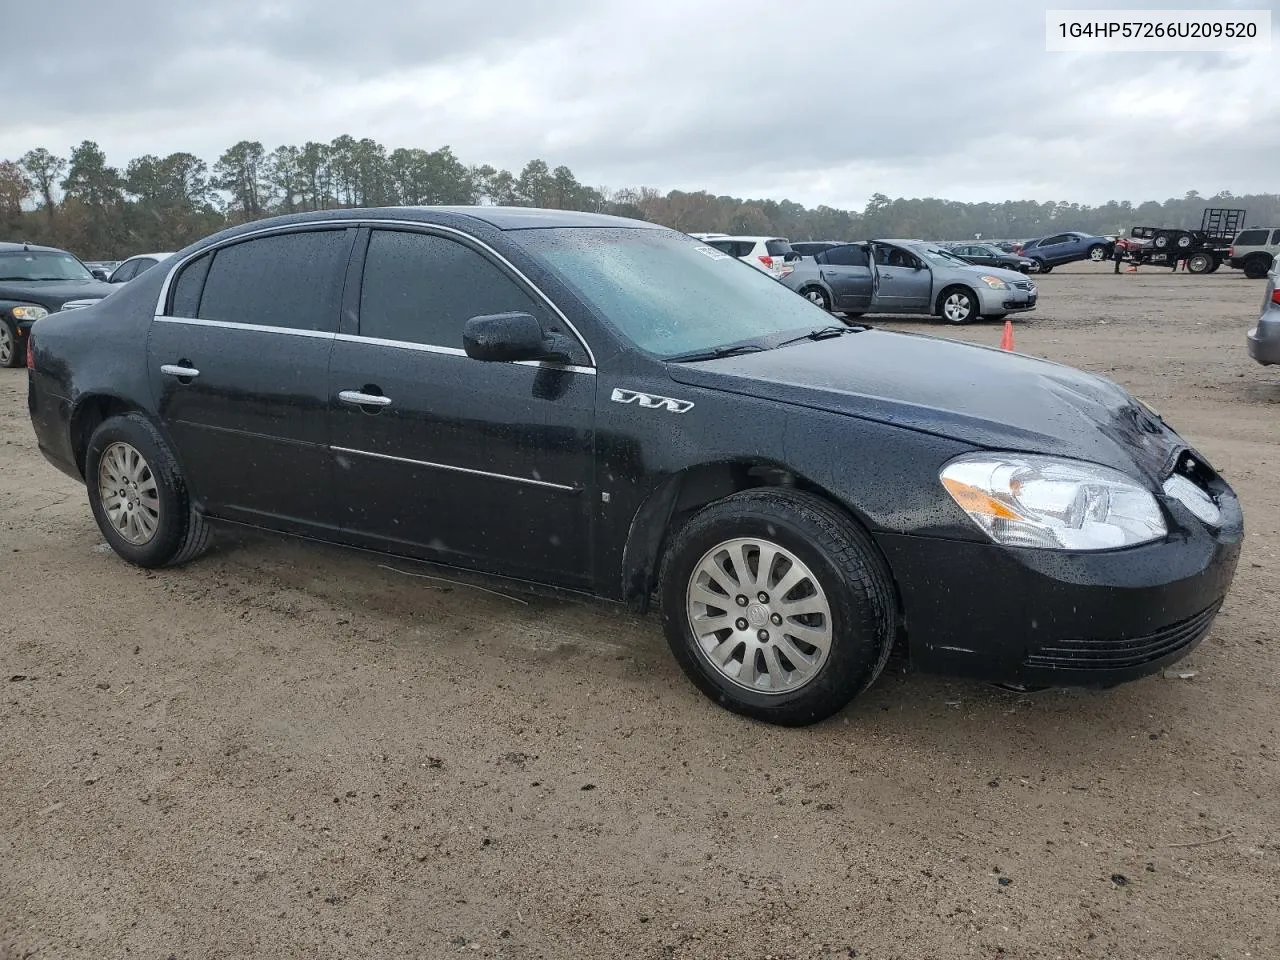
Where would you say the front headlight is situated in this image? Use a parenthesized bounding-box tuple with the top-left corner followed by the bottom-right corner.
(10, 305, 49, 321)
(940, 453, 1167, 550)
(978, 275, 1009, 290)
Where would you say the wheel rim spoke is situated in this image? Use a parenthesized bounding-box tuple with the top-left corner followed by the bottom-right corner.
(686, 536, 833, 696)
(96, 441, 161, 546)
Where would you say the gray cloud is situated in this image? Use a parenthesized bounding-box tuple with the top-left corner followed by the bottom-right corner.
(6, 0, 1278, 208)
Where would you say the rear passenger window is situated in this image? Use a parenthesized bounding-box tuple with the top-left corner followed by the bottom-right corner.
(765, 239, 793, 257)
(169, 253, 212, 318)
(706, 240, 736, 255)
(1235, 229, 1268, 246)
(1271, 230, 1280, 245)
(359, 230, 550, 349)
(823, 245, 869, 267)
(199, 230, 350, 332)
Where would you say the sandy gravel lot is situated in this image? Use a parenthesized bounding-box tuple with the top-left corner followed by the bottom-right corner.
(2, 262, 1277, 959)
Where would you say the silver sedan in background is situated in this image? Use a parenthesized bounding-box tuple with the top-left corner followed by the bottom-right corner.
(782, 239, 1037, 324)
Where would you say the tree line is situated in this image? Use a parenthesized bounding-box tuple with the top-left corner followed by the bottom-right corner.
(2, 136, 1277, 259)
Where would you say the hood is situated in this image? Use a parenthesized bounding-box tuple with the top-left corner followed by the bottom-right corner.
(0, 278, 114, 311)
(957, 263, 1027, 284)
(667, 330, 1182, 481)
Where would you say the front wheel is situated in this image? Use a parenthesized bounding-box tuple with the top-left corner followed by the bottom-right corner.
(86, 413, 212, 568)
(0, 319, 19, 368)
(1028, 258, 1045, 274)
(1088, 244, 1107, 262)
(659, 489, 896, 726)
(800, 285, 831, 312)
(938, 286, 979, 324)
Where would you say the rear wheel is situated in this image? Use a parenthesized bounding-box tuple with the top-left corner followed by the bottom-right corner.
(800, 286, 831, 312)
(85, 413, 211, 568)
(1186, 252, 1213, 274)
(0, 320, 19, 368)
(938, 286, 979, 324)
(1244, 256, 1272, 279)
(1088, 244, 1107, 262)
(659, 489, 896, 726)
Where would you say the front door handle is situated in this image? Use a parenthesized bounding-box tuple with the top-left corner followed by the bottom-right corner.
(338, 390, 392, 408)
(160, 364, 200, 379)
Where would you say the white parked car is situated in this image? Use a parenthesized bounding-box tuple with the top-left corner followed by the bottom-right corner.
(701, 235, 798, 278)
(60, 252, 175, 311)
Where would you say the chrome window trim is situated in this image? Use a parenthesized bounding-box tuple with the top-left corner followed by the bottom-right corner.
(152, 217, 597, 367)
(330, 446, 580, 492)
(153, 315, 336, 339)
(333, 333, 595, 375)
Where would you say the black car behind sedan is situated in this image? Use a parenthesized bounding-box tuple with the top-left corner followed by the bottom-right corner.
(1, 242, 113, 367)
(947, 242, 1034, 273)
(26, 207, 1242, 725)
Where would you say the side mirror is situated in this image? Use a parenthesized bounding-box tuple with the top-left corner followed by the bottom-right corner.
(91, 268, 109, 281)
(463, 312, 569, 363)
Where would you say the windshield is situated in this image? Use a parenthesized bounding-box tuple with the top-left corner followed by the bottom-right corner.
(0, 251, 94, 282)
(515, 227, 831, 357)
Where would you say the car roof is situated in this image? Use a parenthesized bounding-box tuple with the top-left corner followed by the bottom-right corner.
(121, 252, 175, 261)
(0, 241, 71, 255)
(714, 235, 788, 242)
(399, 206, 661, 231)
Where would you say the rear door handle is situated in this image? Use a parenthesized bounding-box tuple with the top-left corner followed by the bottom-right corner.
(338, 390, 392, 408)
(160, 364, 199, 379)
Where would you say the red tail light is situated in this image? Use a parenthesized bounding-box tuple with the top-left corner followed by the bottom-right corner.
(1228, 246, 1235, 257)
(26, 331, 34, 370)
(758, 255, 774, 268)
(1271, 287, 1280, 305)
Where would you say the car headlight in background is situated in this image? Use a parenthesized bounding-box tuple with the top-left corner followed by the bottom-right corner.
(9, 305, 49, 321)
(940, 453, 1167, 550)
(978, 275, 1009, 290)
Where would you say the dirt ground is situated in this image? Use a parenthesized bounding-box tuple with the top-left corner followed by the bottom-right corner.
(2, 261, 1277, 960)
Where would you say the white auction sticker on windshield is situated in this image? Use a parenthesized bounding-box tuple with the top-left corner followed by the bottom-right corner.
(693, 245, 730, 260)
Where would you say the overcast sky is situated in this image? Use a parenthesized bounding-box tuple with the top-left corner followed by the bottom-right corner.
(5, 0, 1278, 209)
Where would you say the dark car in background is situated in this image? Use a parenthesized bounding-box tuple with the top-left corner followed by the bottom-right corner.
(0, 242, 113, 367)
(946, 242, 1034, 273)
(1019, 232, 1114, 273)
(27, 206, 1241, 725)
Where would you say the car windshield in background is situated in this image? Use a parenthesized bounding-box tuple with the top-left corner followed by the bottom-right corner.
(915, 246, 970, 267)
(518, 227, 827, 357)
(0, 251, 94, 282)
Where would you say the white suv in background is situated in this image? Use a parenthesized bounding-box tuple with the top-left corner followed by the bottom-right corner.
(702, 235, 798, 278)
(1228, 227, 1280, 279)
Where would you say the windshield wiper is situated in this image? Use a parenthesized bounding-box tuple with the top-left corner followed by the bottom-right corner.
(776, 324, 864, 348)
(665, 342, 769, 363)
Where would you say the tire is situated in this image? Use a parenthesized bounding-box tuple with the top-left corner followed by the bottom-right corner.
(0, 319, 19, 368)
(1175, 234, 1193, 249)
(1088, 245, 1107, 262)
(1244, 256, 1272, 280)
(1038, 263, 1053, 274)
(800, 285, 831, 312)
(937, 286, 979, 324)
(1153, 234, 1170, 250)
(1027, 258, 1044, 274)
(1187, 253, 1213, 274)
(1207, 258, 1222, 273)
(85, 413, 211, 568)
(659, 488, 896, 727)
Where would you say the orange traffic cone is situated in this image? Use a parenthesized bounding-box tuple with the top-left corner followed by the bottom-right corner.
(1000, 320, 1014, 351)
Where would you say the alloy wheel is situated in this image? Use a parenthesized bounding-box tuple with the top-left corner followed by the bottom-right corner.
(97, 441, 161, 545)
(0, 325, 13, 366)
(685, 537, 833, 694)
(943, 292, 973, 322)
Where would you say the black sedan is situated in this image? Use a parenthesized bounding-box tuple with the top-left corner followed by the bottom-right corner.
(1, 242, 113, 367)
(947, 242, 1034, 273)
(26, 207, 1242, 725)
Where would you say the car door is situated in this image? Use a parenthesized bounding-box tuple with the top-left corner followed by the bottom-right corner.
(327, 226, 596, 588)
(815, 244, 874, 311)
(871, 244, 932, 312)
(1036, 234, 1073, 264)
(148, 226, 355, 531)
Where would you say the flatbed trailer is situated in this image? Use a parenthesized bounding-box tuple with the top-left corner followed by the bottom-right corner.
(1113, 207, 1245, 274)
